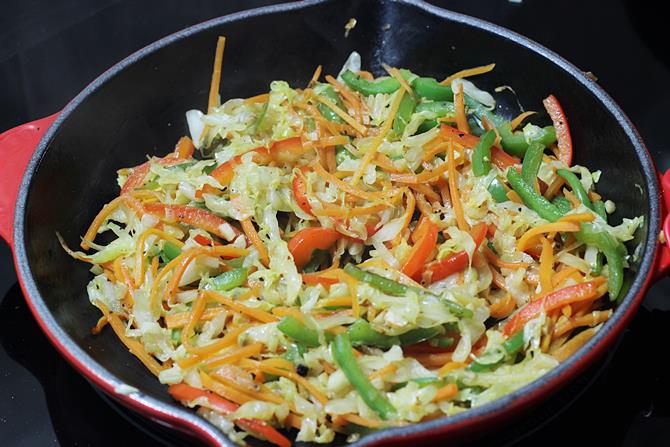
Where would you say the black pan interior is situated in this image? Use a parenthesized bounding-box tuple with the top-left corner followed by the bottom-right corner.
(15, 0, 657, 444)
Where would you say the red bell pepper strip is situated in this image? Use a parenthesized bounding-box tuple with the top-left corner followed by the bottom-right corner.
(143, 203, 242, 242)
(292, 168, 313, 216)
(168, 384, 290, 447)
(402, 216, 439, 280)
(440, 125, 520, 169)
(421, 222, 487, 284)
(542, 95, 573, 166)
(302, 272, 339, 287)
(288, 227, 341, 269)
(193, 234, 222, 247)
(120, 136, 195, 195)
(270, 136, 308, 164)
(503, 279, 604, 336)
(209, 146, 271, 185)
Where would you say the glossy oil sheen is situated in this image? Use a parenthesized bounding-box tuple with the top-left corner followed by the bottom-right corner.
(13, 0, 659, 445)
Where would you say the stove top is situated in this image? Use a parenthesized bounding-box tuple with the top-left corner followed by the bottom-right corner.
(2, 0, 670, 446)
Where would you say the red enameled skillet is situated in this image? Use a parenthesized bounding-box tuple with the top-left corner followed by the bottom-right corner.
(2, 0, 670, 445)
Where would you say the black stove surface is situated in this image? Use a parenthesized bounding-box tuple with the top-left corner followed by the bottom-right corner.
(1, 1, 669, 446)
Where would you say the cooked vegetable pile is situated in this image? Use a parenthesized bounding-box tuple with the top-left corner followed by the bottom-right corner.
(62, 38, 643, 446)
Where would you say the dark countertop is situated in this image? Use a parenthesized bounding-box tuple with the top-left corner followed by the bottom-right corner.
(1, 1, 670, 446)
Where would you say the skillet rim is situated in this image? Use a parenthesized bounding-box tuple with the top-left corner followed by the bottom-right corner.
(12, 0, 661, 445)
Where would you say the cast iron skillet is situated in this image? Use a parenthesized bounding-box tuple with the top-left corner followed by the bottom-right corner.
(2, 0, 670, 445)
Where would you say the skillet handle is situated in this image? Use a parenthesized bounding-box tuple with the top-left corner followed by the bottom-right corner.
(653, 169, 670, 281)
(0, 113, 59, 245)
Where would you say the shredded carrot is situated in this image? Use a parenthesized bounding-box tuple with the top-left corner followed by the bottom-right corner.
(383, 64, 414, 98)
(312, 161, 393, 202)
(390, 160, 450, 184)
(483, 245, 529, 269)
(178, 325, 251, 369)
(517, 222, 580, 251)
(551, 267, 579, 288)
(438, 361, 468, 377)
(243, 359, 328, 405)
(454, 83, 470, 133)
(433, 383, 459, 402)
(90, 315, 108, 335)
(409, 183, 441, 204)
(558, 212, 595, 223)
(441, 63, 496, 85)
(543, 175, 566, 199)
(271, 306, 305, 320)
(205, 290, 277, 323)
(80, 196, 127, 250)
(308, 64, 322, 87)
(510, 111, 537, 131)
(349, 89, 405, 186)
(241, 218, 269, 266)
(564, 189, 581, 208)
(554, 310, 612, 337)
(134, 228, 184, 285)
(341, 414, 384, 428)
(313, 201, 390, 218)
(319, 296, 353, 308)
(589, 190, 602, 202)
(208, 36, 226, 113)
(324, 74, 364, 117)
(200, 371, 255, 405)
(398, 189, 416, 237)
(98, 303, 165, 377)
(368, 363, 397, 381)
(244, 93, 269, 104)
(314, 96, 367, 135)
(551, 327, 599, 361)
(506, 190, 523, 204)
(447, 142, 469, 231)
(539, 237, 554, 294)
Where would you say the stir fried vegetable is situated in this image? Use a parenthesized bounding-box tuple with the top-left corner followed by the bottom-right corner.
(62, 41, 643, 446)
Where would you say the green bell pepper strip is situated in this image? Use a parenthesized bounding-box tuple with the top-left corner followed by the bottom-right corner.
(398, 326, 443, 345)
(335, 145, 355, 165)
(347, 320, 399, 348)
(316, 85, 345, 123)
(593, 200, 608, 221)
(160, 241, 182, 262)
(344, 264, 473, 318)
(488, 178, 509, 203)
(557, 169, 593, 210)
(332, 333, 397, 420)
(507, 168, 563, 222)
(521, 142, 545, 188)
(277, 316, 330, 348)
(341, 70, 400, 96)
(207, 267, 248, 292)
(412, 77, 454, 101)
(552, 196, 572, 214)
(575, 223, 625, 300)
(497, 123, 556, 158)
(472, 130, 497, 176)
(415, 101, 455, 115)
(429, 336, 455, 348)
(417, 120, 439, 133)
(468, 331, 525, 372)
(225, 256, 245, 268)
(392, 92, 417, 136)
(344, 264, 407, 296)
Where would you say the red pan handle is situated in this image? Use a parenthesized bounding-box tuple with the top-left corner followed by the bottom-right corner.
(653, 169, 670, 281)
(0, 113, 59, 245)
